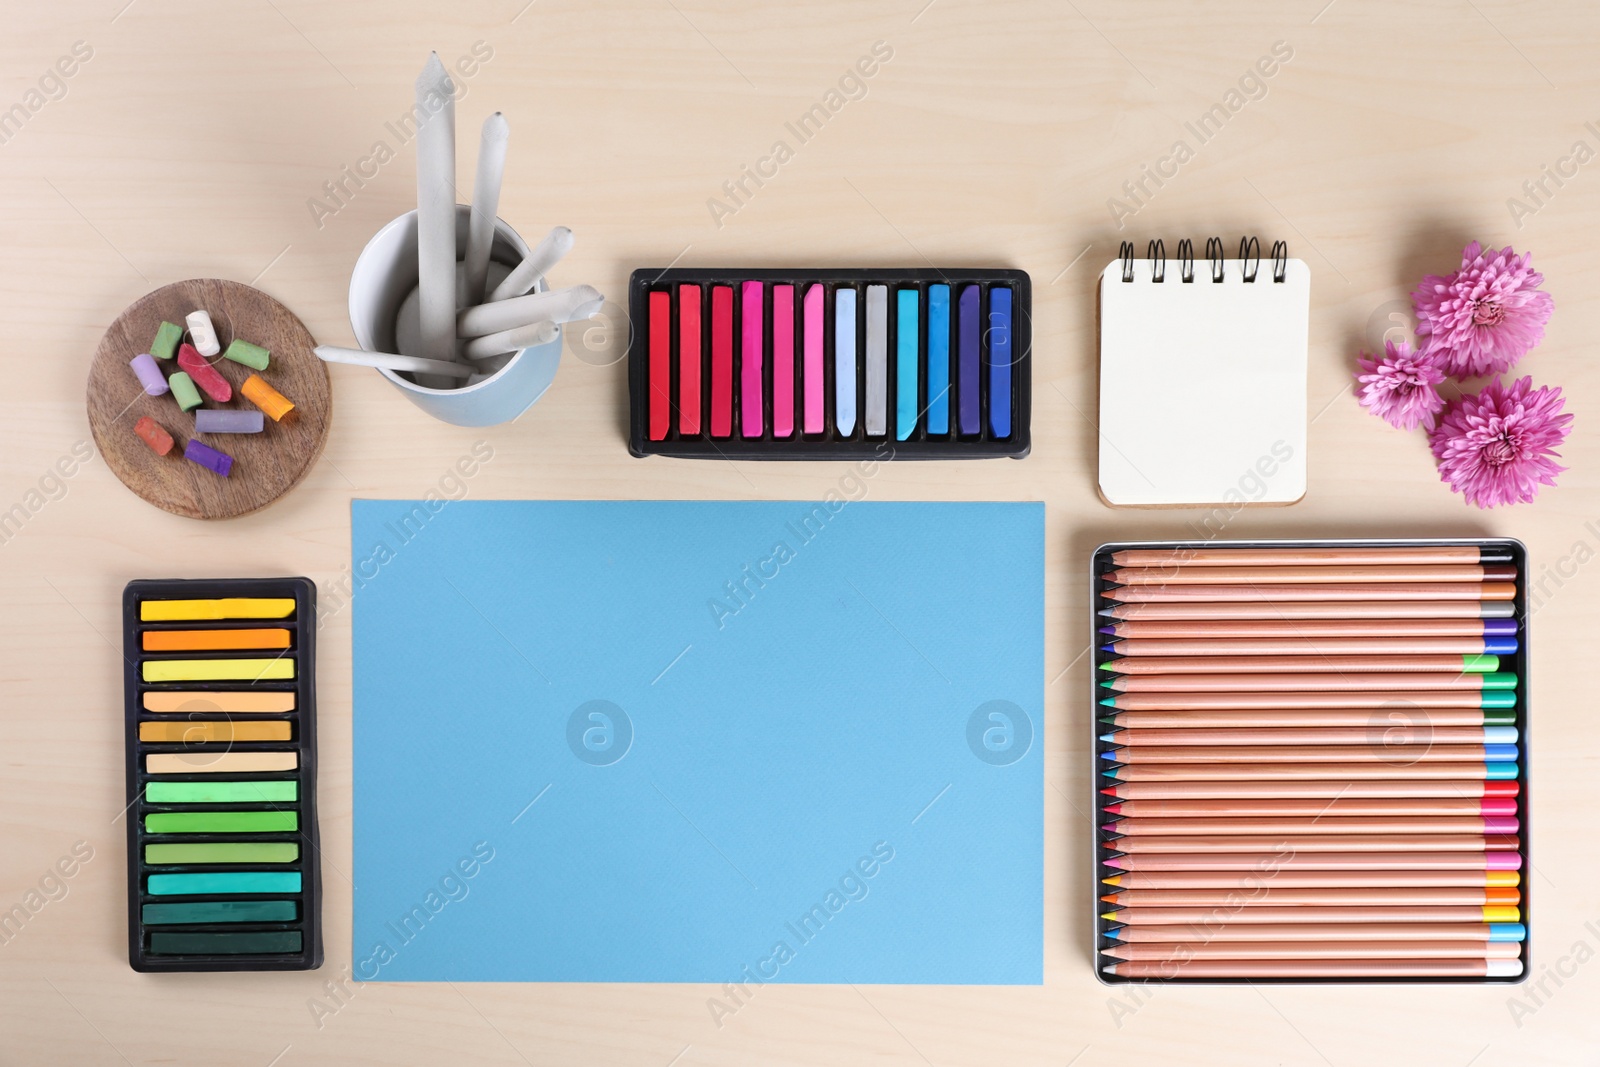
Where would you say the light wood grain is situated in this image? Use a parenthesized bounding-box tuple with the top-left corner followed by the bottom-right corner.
(4, 1, 1600, 1065)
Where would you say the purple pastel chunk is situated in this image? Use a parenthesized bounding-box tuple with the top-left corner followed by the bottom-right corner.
(194, 408, 265, 434)
(129, 353, 169, 396)
(183, 438, 234, 477)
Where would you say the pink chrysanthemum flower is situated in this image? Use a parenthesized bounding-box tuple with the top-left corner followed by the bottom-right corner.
(1428, 376, 1571, 508)
(1355, 340, 1446, 431)
(1412, 241, 1553, 378)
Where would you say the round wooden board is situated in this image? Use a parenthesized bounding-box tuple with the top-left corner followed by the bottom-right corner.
(87, 279, 332, 519)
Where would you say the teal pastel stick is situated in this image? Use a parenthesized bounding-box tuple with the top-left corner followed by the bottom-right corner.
(927, 284, 950, 433)
(146, 872, 302, 895)
(895, 289, 919, 440)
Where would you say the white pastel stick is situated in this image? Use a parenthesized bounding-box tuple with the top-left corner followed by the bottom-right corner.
(463, 112, 509, 307)
(314, 345, 475, 380)
(462, 321, 559, 360)
(488, 226, 575, 302)
(414, 52, 458, 386)
(185, 310, 220, 357)
(457, 284, 603, 338)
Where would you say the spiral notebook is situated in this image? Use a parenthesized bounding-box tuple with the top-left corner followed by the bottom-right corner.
(1097, 239, 1310, 508)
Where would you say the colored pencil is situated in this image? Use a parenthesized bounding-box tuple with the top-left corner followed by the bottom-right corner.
(1103, 959, 1523, 978)
(1100, 654, 1499, 674)
(1109, 547, 1511, 567)
(1101, 798, 1518, 817)
(1101, 779, 1518, 799)
(1103, 835, 1519, 854)
(1102, 582, 1517, 603)
(1105, 564, 1517, 585)
(1103, 745, 1516, 764)
(1101, 852, 1521, 871)
(1103, 870, 1520, 889)
(1099, 619, 1519, 639)
(1103, 816, 1518, 836)
(1099, 635, 1517, 655)
(1105, 922, 1524, 941)
(1101, 600, 1517, 620)
(1100, 709, 1516, 728)
(1099, 691, 1517, 710)
(1101, 941, 1521, 960)
(1103, 907, 1521, 924)
(1101, 672, 1517, 693)
(1101, 887, 1521, 907)
(1099, 727, 1516, 747)
(1104, 763, 1517, 782)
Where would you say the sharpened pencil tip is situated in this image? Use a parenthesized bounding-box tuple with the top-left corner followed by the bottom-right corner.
(1101, 912, 1118, 921)
(1100, 680, 1114, 688)
(1102, 876, 1121, 886)
(1101, 824, 1119, 834)
(1100, 896, 1120, 905)
(1100, 698, 1116, 707)
(1103, 802, 1121, 814)
(1100, 787, 1118, 796)
(1103, 927, 1124, 939)
(1100, 645, 1117, 653)
(1098, 660, 1114, 670)
(1102, 769, 1119, 778)
(1099, 751, 1118, 760)
(1099, 626, 1115, 635)
(1099, 732, 1115, 742)
(1098, 609, 1116, 617)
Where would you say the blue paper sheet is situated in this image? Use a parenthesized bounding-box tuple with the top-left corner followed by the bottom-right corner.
(351, 500, 1042, 984)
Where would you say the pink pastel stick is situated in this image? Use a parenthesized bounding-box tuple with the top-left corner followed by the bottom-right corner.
(772, 285, 794, 438)
(741, 281, 763, 437)
(803, 283, 824, 433)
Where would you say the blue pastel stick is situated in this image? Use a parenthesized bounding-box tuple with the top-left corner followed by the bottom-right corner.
(1483, 637, 1519, 654)
(957, 284, 980, 434)
(1489, 923, 1527, 942)
(896, 289, 919, 439)
(927, 284, 950, 433)
(988, 286, 1012, 438)
(835, 288, 858, 436)
(1484, 744, 1518, 761)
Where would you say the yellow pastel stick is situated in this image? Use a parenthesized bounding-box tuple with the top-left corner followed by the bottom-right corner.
(146, 752, 297, 774)
(139, 598, 295, 622)
(141, 658, 295, 682)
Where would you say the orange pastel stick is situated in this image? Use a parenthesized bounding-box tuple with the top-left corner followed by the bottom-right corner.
(142, 628, 291, 651)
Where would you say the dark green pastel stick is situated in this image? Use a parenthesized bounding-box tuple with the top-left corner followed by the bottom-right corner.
(145, 811, 298, 834)
(148, 931, 303, 955)
(142, 901, 299, 925)
(144, 780, 297, 803)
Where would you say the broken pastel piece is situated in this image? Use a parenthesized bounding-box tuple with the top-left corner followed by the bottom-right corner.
(168, 371, 203, 412)
(177, 343, 231, 402)
(185, 310, 220, 357)
(150, 321, 183, 360)
(195, 409, 264, 434)
(184, 438, 233, 477)
(129, 353, 169, 396)
(241, 374, 294, 421)
(134, 416, 175, 456)
(222, 339, 270, 371)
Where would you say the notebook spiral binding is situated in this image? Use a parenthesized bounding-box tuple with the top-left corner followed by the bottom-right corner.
(1117, 237, 1290, 283)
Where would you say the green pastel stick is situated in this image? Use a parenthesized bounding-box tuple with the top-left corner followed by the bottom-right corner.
(222, 339, 270, 370)
(142, 900, 298, 924)
(145, 811, 298, 833)
(141, 658, 295, 682)
(168, 371, 202, 412)
(144, 842, 299, 864)
(151, 321, 183, 360)
(148, 931, 302, 955)
(147, 872, 301, 895)
(145, 780, 297, 803)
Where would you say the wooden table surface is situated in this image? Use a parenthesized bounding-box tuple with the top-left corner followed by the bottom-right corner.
(4, 1, 1599, 1063)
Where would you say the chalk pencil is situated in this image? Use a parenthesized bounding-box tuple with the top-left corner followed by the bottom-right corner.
(1105, 922, 1525, 942)
(1103, 816, 1518, 836)
(1100, 709, 1516, 729)
(1102, 835, 1519, 854)
(1100, 654, 1500, 674)
(1101, 673, 1517, 693)
(1102, 851, 1522, 872)
(1099, 691, 1518, 710)
(1101, 889, 1521, 909)
(1103, 870, 1520, 889)
(1103, 959, 1523, 978)
(1099, 619, 1520, 639)
(1102, 941, 1521, 961)
(1104, 907, 1522, 924)
(1101, 601, 1517, 620)
(1100, 780, 1519, 800)
(1102, 797, 1518, 818)
(1101, 636, 1518, 655)
(1104, 564, 1517, 586)
(1102, 583, 1518, 603)
(1104, 762, 1518, 782)
(1100, 727, 1517, 747)
(1108, 547, 1512, 567)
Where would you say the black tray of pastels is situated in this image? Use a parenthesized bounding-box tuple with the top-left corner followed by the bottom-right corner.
(626, 267, 1031, 459)
(1090, 539, 1529, 985)
(121, 577, 322, 972)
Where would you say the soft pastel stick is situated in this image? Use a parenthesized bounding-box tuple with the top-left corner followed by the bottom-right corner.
(141, 598, 295, 621)
(130, 353, 169, 396)
(241, 374, 294, 421)
(989, 286, 1012, 437)
(958, 284, 980, 433)
(139, 721, 291, 742)
(927, 284, 950, 433)
(168, 371, 202, 413)
(144, 691, 294, 713)
(773, 285, 794, 438)
(145, 843, 299, 865)
(142, 901, 298, 924)
(150, 321, 183, 361)
(143, 628, 290, 652)
(149, 931, 302, 955)
(648, 290, 670, 441)
(177, 343, 232, 403)
(803, 283, 824, 433)
(147, 872, 301, 896)
(146, 752, 297, 774)
(711, 286, 733, 437)
(194, 409, 264, 434)
(741, 281, 764, 437)
(864, 285, 887, 436)
(678, 284, 701, 435)
(141, 658, 295, 683)
(896, 289, 919, 440)
(184, 439, 233, 478)
(145, 780, 297, 803)
(835, 288, 858, 435)
(145, 811, 298, 833)
(133, 416, 174, 456)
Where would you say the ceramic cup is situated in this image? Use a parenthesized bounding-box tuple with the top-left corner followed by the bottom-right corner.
(348, 206, 562, 427)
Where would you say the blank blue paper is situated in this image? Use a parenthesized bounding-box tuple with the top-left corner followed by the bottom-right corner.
(352, 500, 1042, 984)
